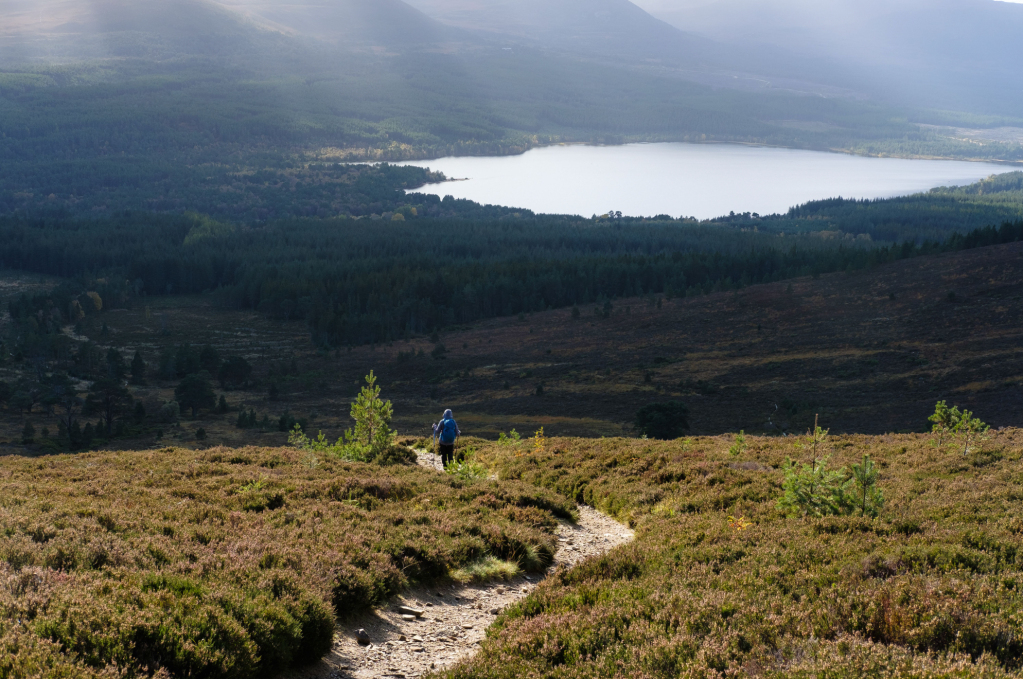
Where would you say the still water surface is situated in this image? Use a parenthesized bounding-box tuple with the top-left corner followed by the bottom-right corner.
(399, 143, 1010, 219)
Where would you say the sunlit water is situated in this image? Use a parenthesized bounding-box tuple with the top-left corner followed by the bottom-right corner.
(398, 143, 1011, 219)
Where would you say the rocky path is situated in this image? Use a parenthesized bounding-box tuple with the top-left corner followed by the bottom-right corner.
(284, 453, 634, 679)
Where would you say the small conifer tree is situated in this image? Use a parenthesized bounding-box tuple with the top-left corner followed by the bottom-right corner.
(955, 408, 989, 456)
(350, 370, 394, 452)
(929, 400, 959, 447)
(850, 455, 884, 517)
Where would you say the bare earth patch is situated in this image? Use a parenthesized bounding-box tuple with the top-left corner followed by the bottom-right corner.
(283, 456, 634, 679)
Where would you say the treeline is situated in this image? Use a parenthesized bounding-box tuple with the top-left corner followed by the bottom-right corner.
(2, 210, 1022, 347)
(706, 171, 1023, 243)
(0, 159, 502, 222)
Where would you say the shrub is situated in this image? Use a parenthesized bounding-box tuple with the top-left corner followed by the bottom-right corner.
(498, 429, 521, 444)
(634, 401, 689, 439)
(175, 374, 216, 416)
(218, 356, 253, 389)
(158, 400, 181, 424)
(929, 401, 990, 455)
(728, 430, 747, 457)
(777, 454, 851, 518)
(447, 459, 489, 482)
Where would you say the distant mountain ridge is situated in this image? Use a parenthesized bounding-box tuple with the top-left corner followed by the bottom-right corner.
(634, 0, 1023, 115)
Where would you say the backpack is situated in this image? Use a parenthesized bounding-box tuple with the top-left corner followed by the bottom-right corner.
(438, 418, 458, 444)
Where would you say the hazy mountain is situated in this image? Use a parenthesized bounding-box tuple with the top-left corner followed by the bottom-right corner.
(0, 0, 458, 64)
(401, 0, 715, 59)
(634, 0, 1023, 115)
(213, 0, 455, 47)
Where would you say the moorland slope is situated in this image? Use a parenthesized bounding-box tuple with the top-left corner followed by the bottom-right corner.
(0, 443, 573, 677)
(443, 430, 1023, 678)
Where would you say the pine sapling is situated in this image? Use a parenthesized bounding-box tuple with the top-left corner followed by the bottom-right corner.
(350, 370, 395, 453)
(777, 415, 851, 518)
(850, 454, 884, 518)
(728, 430, 747, 457)
(928, 400, 960, 448)
(954, 408, 989, 456)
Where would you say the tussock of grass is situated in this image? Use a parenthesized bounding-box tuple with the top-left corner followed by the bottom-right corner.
(450, 556, 521, 584)
(0, 445, 571, 677)
(446, 431, 1023, 679)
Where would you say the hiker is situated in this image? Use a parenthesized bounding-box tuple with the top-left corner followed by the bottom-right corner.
(433, 409, 461, 467)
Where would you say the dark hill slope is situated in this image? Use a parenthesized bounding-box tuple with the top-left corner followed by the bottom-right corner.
(365, 241, 1023, 437)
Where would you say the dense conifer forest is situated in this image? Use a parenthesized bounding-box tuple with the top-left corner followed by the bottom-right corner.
(2, 177, 1022, 347)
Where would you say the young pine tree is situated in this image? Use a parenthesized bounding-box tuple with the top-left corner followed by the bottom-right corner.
(350, 370, 394, 452)
(850, 455, 884, 517)
(955, 408, 989, 456)
(777, 415, 850, 518)
(928, 400, 960, 447)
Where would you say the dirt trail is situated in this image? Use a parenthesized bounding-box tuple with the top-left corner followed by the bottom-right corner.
(285, 452, 634, 679)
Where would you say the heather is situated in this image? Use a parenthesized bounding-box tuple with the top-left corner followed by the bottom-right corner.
(0, 445, 572, 678)
(445, 430, 1023, 678)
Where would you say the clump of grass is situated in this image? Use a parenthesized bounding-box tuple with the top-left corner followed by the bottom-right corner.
(450, 556, 521, 584)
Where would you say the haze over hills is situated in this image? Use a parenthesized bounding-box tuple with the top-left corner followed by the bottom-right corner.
(635, 0, 1023, 116)
(400, 0, 714, 59)
(213, 0, 456, 47)
(0, 0, 457, 60)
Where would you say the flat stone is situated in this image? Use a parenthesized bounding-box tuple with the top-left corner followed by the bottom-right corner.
(401, 614, 416, 621)
(398, 606, 425, 618)
(461, 624, 474, 630)
(490, 608, 500, 615)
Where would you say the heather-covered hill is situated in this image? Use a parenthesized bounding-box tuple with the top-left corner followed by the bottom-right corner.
(0, 443, 572, 677)
(445, 430, 1023, 678)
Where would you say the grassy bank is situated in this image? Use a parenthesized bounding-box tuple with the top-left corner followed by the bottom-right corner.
(0, 445, 573, 678)
(445, 430, 1023, 678)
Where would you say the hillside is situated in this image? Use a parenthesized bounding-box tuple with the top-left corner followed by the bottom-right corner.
(2, 236, 1018, 457)
(0, 0, 287, 61)
(4, 429, 1022, 677)
(442, 430, 1023, 678)
(213, 0, 456, 48)
(401, 0, 713, 59)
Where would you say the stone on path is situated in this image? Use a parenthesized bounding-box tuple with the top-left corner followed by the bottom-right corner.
(356, 629, 371, 646)
(398, 605, 425, 618)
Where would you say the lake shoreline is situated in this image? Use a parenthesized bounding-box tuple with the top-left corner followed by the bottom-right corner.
(394, 142, 1013, 220)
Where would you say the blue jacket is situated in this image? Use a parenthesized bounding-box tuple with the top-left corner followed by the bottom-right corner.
(438, 418, 459, 444)
(436, 410, 460, 444)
